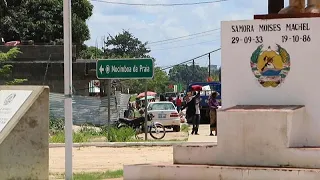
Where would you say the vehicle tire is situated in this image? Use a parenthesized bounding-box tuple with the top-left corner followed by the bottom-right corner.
(173, 125, 180, 132)
(150, 123, 166, 140)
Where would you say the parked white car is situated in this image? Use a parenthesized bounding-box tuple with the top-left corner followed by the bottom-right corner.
(147, 101, 181, 132)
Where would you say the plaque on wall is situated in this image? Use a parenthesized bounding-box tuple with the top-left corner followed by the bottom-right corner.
(0, 90, 33, 133)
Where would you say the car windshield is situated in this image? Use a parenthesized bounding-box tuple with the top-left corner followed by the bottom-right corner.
(148, 103, 175, 111)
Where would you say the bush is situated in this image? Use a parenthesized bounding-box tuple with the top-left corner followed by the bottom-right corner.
(49, 114, 64, 135)
(49, 123, 106, 143)
(50, 131, 94, 143)
(106, 127, 136, 142)
(79, 123, 103, 136)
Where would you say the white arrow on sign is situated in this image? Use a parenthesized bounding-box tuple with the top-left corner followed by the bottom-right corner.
(99, 65, 104, 74)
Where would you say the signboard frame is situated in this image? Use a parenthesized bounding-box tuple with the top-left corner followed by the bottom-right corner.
(96, 58, 155, 80)
(0, 90, 33, 133)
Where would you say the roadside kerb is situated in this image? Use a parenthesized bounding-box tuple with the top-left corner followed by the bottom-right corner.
(49, 141, 184, 148)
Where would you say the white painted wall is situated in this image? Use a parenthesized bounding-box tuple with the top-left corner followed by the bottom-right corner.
(221, 17, 320, 146)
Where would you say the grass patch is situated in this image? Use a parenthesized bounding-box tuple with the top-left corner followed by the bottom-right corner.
(106, 127, 136, 142)
(52, 169, 123, 180)
(50, 126, 136, 143)
(50, 131, 105, 143)
(181, 124, 189, 133)
(73, 170, 123, 180)
(50, 125, 106, 143)
(49, 118, 189, 143)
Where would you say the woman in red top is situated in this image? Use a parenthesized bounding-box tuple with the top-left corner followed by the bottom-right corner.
(175, 95, 182, 112)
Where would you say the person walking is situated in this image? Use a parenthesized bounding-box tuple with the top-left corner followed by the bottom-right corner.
(175, 95, 182, 112)
(194, 93, 201, 135)
(208, 91, 219, 136)
(160, 94, 166, 101)
(182, 91, 200, 135)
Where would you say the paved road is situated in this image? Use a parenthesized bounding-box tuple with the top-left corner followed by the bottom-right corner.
(187, 124, 217, 142)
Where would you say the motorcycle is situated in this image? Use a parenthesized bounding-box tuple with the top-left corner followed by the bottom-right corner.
(115, 113, 166, 140)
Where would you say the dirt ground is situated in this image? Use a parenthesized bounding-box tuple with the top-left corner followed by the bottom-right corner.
(49, 146, 173, 173)
(137, 130, 188, 141)
(73, 125, 188, 142)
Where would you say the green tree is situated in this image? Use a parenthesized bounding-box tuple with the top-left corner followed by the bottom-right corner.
(168, 64, 208, 85)
(0, 47, 27, 85)
(147, 67, 169, 93)
(0, 0, 93, 46)
(120, 67, 169, 94)
(79, 46, 104, 59)
(102, 30, 166, 93)
(104, 30, 150, 58)
(210, 68, 220, 82)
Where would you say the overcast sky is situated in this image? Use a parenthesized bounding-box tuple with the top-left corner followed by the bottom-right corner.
(85, 0, 290, 68)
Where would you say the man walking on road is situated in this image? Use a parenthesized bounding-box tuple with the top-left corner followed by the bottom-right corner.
(182, 91, 200, 135)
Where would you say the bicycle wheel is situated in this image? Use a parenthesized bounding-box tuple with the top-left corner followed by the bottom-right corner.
(149, 123, 166, 140)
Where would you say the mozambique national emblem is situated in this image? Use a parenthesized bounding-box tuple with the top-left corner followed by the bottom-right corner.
(250, 44, 291, 88)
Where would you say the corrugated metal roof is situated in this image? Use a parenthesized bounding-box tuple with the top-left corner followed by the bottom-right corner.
(116, 91, 131, 118)
(49, 92, 130, 126)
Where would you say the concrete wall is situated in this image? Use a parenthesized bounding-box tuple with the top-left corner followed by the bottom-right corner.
(0, 45, 96, 95)
(0, 45, 76, 61)
(221, 17, 320, 146)
(0, 62, 96, 95)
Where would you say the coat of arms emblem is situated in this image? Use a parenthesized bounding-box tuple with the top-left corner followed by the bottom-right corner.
(250, 44, 291, 88)
(3, 93, 16, 105)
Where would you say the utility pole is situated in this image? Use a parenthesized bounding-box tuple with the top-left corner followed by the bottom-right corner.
(208, 53, 211, 77)
(192, 59, 195, 82)
(100, 81, 105, 97)
(185, 64, 188, 86)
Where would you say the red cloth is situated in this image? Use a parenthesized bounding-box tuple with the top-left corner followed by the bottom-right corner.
(176, 98, 182, 106)
(191, 85, 202, 91)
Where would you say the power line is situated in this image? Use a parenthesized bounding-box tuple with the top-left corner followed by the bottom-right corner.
(152, 39, 220, 51)
(160, 48, 221, 70)
(90, 0, 228, 6)
(149, 31, 220, 46)
(148, 28, 220, 44)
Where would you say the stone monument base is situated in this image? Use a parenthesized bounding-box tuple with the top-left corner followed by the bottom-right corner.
(124, 163, 320, 180)
(123, 105, 320, 180)
(0, 86, 49, 179)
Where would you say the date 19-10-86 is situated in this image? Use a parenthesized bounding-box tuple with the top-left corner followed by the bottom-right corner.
(282, 35, 311, 43)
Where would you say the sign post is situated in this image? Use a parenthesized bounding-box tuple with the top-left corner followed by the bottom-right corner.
(96, 58, 154, 140)
(144, 83, 148, 140)
(63, 0, 73, 179)
(107, 79, 111, 127)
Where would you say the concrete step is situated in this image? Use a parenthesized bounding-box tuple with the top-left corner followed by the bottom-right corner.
(124, 163, 320, 180)
(173, 143, 320, 168)
(173, 142, 218, 165)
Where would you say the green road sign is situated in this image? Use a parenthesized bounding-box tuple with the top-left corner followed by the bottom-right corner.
(96, 58, 154, 79)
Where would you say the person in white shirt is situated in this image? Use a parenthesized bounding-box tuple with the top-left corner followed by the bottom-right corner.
(194, 93, 201, 135)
